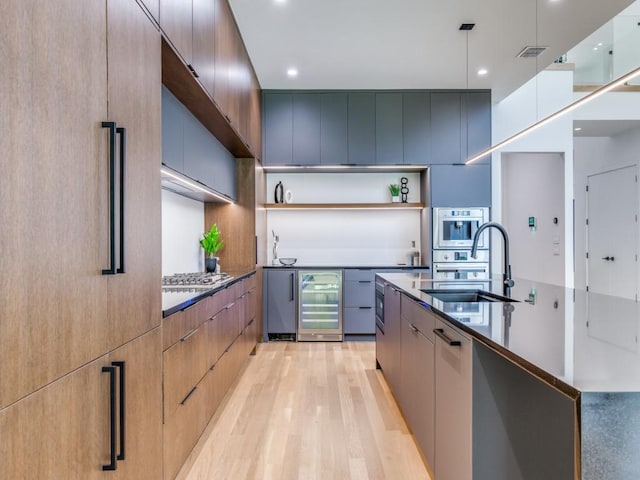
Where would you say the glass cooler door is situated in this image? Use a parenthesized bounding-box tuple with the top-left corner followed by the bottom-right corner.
(297, 270, 343, 341)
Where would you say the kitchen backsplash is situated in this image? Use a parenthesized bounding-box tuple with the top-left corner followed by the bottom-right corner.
(162, 189, 204, 275)
(266, 172, 423, 266)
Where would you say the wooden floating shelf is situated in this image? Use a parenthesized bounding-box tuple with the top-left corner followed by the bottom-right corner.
(264, 203, 425, 210)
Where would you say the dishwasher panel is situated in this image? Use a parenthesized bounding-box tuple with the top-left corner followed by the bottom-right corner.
(297, 270, 343, 341)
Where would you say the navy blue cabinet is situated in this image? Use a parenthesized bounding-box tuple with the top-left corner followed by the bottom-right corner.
(293, 93, 321, 165)
(348, 93, 376, 165)
(321, 93, 348, 165)
(263, 93, 293, 165)
(403, 92, 431, 165)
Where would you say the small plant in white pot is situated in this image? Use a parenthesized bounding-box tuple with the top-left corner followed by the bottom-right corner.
(200, 224, 224, 272)
(389, 183, 401, 202)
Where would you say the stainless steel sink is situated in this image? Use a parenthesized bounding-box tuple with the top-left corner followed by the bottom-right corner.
(420, 289, 518, 303)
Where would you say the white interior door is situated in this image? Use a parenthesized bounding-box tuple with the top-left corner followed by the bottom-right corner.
(587, 166, 638, 299)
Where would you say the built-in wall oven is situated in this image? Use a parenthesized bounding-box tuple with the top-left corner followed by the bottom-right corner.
(433, 207, 490, 281)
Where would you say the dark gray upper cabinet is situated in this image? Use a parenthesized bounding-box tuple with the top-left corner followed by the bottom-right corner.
(431, 92, 463, 164)
(320, 93, 348, 165)
(162, 87, 185, 172)
(430, 164, 491, 207)
(348, 93, 376, 165)
(162, 85, 237, 201)
(261, 90, 490, 167)
(465, 92, 491, 164)
(403, 92, 431, 165)
(292, 93, 321, 165)
(263, 93, 293, 165)
(375, 93, 403, 165)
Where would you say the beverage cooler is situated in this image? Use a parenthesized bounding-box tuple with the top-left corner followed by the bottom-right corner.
(297, 270, 343, 341)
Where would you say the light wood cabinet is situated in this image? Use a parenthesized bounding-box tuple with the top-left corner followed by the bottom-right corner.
(139, 0, 160, 21)
(0, 0, 109, 408)
(160, 0, 193, 63)
(213, 0, 234, 119)
(0, 328, 162, 479)
(106, 0, 162, 350)
(0, 0, 160, 409)
(192, 0, 216, 96)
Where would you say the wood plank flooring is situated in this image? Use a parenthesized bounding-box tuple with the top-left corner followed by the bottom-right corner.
(177, 342, 431, 480)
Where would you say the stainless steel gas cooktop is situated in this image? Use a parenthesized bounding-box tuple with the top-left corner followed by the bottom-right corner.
(161, 272, 231, 290)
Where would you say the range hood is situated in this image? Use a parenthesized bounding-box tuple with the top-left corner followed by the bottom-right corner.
(161, 166, 234, 204)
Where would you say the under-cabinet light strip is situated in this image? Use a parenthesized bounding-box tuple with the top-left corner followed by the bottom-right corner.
(466, 65, 640, 164)
(160, 167, 234, 204)
(263, 165, 424, 172)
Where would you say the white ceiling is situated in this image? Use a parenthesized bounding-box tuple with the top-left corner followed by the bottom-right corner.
(229, 0, 634, 101)
(573, 119, 640, 137)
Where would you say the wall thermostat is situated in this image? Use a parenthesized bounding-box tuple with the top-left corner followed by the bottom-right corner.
(528, 216, 536, 232)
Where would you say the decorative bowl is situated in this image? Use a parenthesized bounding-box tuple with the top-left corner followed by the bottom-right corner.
(279, 257, 297, 266)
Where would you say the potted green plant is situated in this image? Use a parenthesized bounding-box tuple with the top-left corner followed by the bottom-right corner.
(389, 183, 400, 202)
(200, 224, 224, 272)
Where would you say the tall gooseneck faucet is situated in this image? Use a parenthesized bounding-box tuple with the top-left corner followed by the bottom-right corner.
(471, 222, 515, 295)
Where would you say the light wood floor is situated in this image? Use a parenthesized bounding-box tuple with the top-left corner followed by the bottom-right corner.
(177, 341, 431, 480)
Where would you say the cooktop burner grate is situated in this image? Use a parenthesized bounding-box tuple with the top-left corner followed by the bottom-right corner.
(162, 272, 231, 287)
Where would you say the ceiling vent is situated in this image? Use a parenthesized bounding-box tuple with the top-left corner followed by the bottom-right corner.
(516, 46, 548, 58)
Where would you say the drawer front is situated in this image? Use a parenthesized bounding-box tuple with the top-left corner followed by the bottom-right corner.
(245, 273, 257, 291)
(401, 294, 435, 342)
(163, 325, 207, 416)
(163, 375, 207, 480)
(344, 269, 375, 282)
(344, 280, 375, 307)
(344, 307, 375, 334)
(162, 302, 198, 350)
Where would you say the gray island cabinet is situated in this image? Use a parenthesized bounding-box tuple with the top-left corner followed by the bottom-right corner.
(377, 272, 640, 480)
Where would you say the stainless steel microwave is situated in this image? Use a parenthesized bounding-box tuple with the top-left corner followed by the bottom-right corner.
(433, 207, 489, 250)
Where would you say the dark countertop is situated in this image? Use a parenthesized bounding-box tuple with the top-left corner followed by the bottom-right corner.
(263, 264, 429, 269)
(162, 269, 256, 317)
(376, 272, 640, 396)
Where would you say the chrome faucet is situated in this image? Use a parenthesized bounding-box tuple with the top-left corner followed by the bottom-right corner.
(471, 222, 515, 294)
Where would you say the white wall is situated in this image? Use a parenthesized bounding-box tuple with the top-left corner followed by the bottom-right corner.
(491, 69, 575, 287)
(161, 189, 204, 275)
(502, 153, 565, 286)
(573, 126, 640, 289)
(265, 172, 422, 266)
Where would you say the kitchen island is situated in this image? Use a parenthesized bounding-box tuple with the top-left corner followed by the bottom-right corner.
(377, 272, 640, 480)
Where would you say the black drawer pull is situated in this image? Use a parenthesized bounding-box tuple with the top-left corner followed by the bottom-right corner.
(433, 328, 461, 346)
(358, 306, 372, 310)
(358, 280, 372, 284)
(181, 386, 197, 405)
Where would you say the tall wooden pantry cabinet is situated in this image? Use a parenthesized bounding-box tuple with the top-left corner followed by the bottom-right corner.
(0, 0, 163, 477)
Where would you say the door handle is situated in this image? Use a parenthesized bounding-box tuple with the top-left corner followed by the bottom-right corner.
(290, 272, 295, 301)
(601, 256, 615, 261)
(102, 122, 117, 275)
(112, 361, 126, 461)
(116, 127, 126, 274)
(102, 365, 117, 471)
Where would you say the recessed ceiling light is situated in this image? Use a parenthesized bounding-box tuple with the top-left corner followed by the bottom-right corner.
(574, 127, 582, 131)
(593, 47, 599, 51)
(287, 68, 298, 78)
(274, 0, 286, 4)
(477, 68, 488, 76)
(597, 42, 603, 47)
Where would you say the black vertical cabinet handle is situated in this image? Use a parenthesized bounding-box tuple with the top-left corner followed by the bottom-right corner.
(102, 365, 117, 471)
(290, 272, 295, 302)
(102, 122, 117, 275)
(116, 127, 126, 274)
(112, 361, 126, 461)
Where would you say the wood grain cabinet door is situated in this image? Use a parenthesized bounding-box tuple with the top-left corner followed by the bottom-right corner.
(159, 0, 193, 64)
(0, 328, 162, 480)
(106, 0, 162, 349)
(0, 0, 110, 408)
